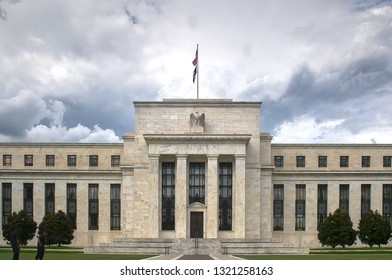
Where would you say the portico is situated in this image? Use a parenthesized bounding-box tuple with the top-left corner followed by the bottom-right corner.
(144, 134, 250, 239)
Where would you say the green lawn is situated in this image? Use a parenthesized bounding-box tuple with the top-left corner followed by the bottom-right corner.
(238, 248, 392, 260)
(0, 248, 154, 260)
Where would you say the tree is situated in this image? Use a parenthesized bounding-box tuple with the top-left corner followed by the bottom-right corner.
(318, 209, 357, 248)
(358, 210, 392, 247)
(2, 210, 37, 246)
(38, 210, 74, 246)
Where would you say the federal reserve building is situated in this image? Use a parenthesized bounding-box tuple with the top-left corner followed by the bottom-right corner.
(1, 98, 392, 254)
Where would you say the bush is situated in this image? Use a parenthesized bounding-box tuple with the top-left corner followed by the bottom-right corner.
(38, 210, 74, 246)
(358, 210, 392, 247)
(318, 209, 357, 248)
(2, 210, 37, 246)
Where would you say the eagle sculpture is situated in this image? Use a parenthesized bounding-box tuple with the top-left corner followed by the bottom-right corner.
(190, 112, 205, 128)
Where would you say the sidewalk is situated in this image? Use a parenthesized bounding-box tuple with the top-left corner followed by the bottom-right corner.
(147, 254, 244, 260)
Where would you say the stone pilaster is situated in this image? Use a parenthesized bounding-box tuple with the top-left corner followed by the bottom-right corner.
(206, 155, 218, 238)
(234, 155, 246, 238)
(148, 154, 160, 238)
(175, 155, 187, 238)
(260, 167, 273, 238)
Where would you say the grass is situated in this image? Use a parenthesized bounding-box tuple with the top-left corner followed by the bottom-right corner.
(0, 247, 154, 260)
(2, 246, 392, 260)
(237, 247, 392, 260)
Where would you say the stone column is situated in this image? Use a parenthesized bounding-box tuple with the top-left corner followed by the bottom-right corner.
(206, 155, 219, 238)
(175, 155, 187, 238)
(260, 167, 273, 238)
(234, 155, 246, 238)
(121, 166, 134, 234)
(148, 154, 160, 238)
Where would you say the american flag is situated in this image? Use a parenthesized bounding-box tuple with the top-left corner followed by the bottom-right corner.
(192, 46, 198, 83)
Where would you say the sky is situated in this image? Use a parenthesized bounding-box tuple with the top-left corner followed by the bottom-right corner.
(0, 0, 391, 143)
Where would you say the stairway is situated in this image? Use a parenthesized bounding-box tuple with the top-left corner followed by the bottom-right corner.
(84, 238, 309, 255)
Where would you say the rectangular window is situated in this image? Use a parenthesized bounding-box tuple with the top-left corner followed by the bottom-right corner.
(110, 184, 121, 230)
(295, 184, 306, 231)
(273, 184, 284, 231)
(219, 162, 232, 231)
(45, 183, 55, 215)
(340, 156, 349, 167)
(111, 155, 121, 167)
(361, 184, 371, 217)
(274, 156, 284, 167)
(24, 155, 33, 166)
(189, 162, 205, 204)
(339, 184, 349, 214)
(88, 184, 99, 230)
(296, 156, 305, 168)
(67, 183, 77, 229)
(46, 155, 55, 167)
(383, 184, 392, 226)
(162, 162, 175, 230)
(317, 184, 328, 229)
(2, 183, 12, 226)
(3, 155, 12, 166)
(68, 155, 77, 167)
(318, 156, 327, 167)
(89, 155, 99, 167)
(362, 156, 371, 167)
(23, 183, 33, 218)
(383, 156, 392, 167)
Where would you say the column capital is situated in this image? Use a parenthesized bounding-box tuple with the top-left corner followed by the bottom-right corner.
(176, 154, 188, 159)
(148, 154, 160, 160)
(207, 154, 219, 160)
(235, 154, 247, 159)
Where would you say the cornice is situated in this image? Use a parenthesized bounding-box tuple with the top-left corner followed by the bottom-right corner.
(143, 133, 252, 144)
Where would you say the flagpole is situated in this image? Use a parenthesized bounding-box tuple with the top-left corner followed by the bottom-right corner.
(197, 44, 199, 99)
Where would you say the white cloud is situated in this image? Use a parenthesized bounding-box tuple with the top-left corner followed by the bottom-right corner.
(0, 0, 391, 143)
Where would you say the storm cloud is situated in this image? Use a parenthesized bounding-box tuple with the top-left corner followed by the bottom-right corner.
(0, 0, 391, 143)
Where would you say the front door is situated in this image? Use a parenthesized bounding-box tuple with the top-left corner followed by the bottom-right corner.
(190, 212, 203, 238)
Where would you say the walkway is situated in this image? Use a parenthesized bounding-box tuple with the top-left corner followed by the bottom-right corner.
(147, 254, 243, 260)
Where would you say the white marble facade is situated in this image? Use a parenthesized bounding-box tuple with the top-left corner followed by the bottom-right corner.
(1, 99, 392, 248)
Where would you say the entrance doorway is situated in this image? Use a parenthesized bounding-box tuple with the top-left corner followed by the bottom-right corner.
(190, 212, 204, 238)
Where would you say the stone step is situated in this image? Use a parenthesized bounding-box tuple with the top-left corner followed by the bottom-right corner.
(84, 238, 308, 255)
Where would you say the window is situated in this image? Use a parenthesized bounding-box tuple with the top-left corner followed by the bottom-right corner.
(274, 156, 284, 167)
(362, 156, 370, 167)
(339, 184, 349, 214)
(45, 183, 55, 215)
(46, 155, 55, 167)
(273, 184, 284, 231)
(162, 163, 175, 230)
(68, 155, 77, 167)
(295, 184, 306, 231)
(88, 184, 99, 230)
(2, 183, 12, 226)
(89, 155, 99, 167)
(67, 184, 77, 229)
(318, 156, 327, 167)
(383, 156, 392, 167)
(23, 183, 33, 218)
(24, 155, 33, 166)
(3, 155, 12, 166)
(383, 184, 392, 226)
(110, 184, 121, 230)
(317, 184, 327, 229)
(111, 155, 121, 167)
(296, 156, 305, 168)
(219, 162, 232, 231)
(340, 156, 349, 167)
(361, 184, 371, 217)
(189, 162, 205, 204)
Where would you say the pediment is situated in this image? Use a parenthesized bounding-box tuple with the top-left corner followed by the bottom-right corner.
(188, 202, 207, 209)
